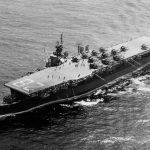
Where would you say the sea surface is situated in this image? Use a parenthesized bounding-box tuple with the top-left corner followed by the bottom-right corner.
(0, 0, 150, 149)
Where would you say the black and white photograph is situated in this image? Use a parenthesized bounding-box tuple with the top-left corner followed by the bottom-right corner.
(0, 0, 150, 149)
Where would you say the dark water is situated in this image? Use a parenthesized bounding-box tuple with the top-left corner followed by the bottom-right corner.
(1, 0, 150, 149)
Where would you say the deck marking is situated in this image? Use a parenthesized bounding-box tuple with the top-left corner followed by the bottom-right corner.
(12, 79, 44, 92)
(13, 79, 34, 87)
(23, 82, 44, 91)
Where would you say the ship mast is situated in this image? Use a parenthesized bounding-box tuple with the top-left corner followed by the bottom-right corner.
(60, 33, 63, 47)
(55, 33, 63, 58)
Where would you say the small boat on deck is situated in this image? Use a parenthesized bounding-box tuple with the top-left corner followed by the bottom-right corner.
(1, 35, 150, 117)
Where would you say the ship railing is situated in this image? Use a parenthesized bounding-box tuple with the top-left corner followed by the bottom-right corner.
(94, 74, 105, 81)
(130, 58, 142, 66)
(125, 60, 138, 68)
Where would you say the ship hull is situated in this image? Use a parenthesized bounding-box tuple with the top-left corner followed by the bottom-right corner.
(0, 53, 150, 118)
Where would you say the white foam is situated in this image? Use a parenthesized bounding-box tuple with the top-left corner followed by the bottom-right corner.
(138, 87, 150, 92)
(102, 136, 135, 144)
(74, 98, 103, 106)
(132, 78, 145, 86)
(137, 119, 150, 123)
(60, 104, 72, 108)
(94, 89, 102, 95)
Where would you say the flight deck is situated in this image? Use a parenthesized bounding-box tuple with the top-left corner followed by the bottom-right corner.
(5, 36, 150, 95)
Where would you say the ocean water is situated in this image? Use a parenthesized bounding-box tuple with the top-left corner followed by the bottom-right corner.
(0, 0, 150, 149)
